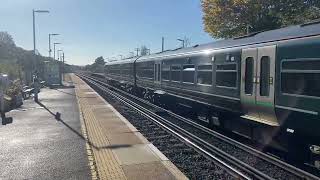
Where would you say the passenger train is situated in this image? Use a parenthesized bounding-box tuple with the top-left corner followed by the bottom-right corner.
(99, 22, 320, 166)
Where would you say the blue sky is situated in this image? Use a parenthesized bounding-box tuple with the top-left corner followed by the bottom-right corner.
(0, 0, 213, 65)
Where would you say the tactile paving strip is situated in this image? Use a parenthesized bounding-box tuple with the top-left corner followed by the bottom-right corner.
(70, 74, 188, 180)
(72, 75, 127, 180)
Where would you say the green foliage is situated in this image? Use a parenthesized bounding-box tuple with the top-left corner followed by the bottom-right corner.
(0, 31, 56, 84)
(0, 63, 21, 79)
(6, 79, 22, 98)
(94, 56, 105, 65)
(0, 31, 15, 47)
(201, 0, 320, 38)
(140, 45, 149, 56)
(85, 56, 105, 73)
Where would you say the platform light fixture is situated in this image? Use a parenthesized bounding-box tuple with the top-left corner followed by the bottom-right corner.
(49, 34, 60, 58)
(53, 42, 61, 60)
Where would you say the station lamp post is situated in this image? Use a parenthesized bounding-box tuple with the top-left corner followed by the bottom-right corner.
(53, 42, 61, 60)
(57, 50, 63, 84)
(49, 34, 59, 58)
(57, 50, 63, 61)
(32, 9, 49, 85)
(33, 9, 50, 55)
(31, 9, 49, 102)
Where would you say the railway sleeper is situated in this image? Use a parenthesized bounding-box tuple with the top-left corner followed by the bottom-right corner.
(102, 77, 320, 171)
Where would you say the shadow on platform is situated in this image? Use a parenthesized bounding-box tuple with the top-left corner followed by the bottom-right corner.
(48, 84, 75, 89)
(36, 100, 131, 150)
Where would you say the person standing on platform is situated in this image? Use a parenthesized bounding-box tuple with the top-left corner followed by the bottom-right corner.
(33, 73, 40, 103)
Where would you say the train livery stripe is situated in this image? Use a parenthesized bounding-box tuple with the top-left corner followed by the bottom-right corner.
(275, 105, 319, 115)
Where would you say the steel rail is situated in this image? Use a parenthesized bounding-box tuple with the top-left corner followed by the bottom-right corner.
(82, 73, 319, 180)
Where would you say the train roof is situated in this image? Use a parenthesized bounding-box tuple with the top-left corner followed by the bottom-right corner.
(105, 21, 320, 65)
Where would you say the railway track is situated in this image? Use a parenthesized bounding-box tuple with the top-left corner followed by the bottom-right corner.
(77, 73, 319, 180)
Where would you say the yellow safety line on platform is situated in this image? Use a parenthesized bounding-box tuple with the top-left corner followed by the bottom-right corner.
(73, 79, 100, 180)
(71, 75, 127, 180)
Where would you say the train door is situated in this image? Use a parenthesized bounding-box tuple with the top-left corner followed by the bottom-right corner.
(154, 62, 161, 86)
(240, 45, 279, 126)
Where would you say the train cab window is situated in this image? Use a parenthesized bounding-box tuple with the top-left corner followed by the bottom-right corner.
(162, 65, 170, 81)
(183, 65, 195, 83)
(260, 56, 270, 96)
(197, 65, 212, 85)
(245, 57, 254, 94)
(281, 59, 320, 97)
(216, 63, 237, 88)
(171, 65, 181, 82)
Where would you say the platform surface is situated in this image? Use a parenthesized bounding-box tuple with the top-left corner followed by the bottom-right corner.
(71, 74, 187, 180)
(0, 74, 187, 180)
(0, 87, 91, 179)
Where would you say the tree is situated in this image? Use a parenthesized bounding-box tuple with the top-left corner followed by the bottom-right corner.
(183, 36, 191, 47)
(140, 45, 149, 56)
(0, 31, 15, 47)
(87, 56, 105, 73)
(94, 56, 105, 65)
(201, 0, 320, 39)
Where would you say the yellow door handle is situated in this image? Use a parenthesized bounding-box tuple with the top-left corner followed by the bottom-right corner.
(269, 77, 273, 85)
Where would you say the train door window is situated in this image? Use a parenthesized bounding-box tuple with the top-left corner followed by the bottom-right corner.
(197, 65, 212, 85)
(260, 56, 270, 96)
(216, 63, 237, 88)
(162, 65, 170, 81)
(245, 57, 254, 95)
(281, 59, 320, 97)
(171, 65, 181, 82)
(154, 64, 157, 81)
(183, 65, 195, 83)
(157, 64, 161, 81)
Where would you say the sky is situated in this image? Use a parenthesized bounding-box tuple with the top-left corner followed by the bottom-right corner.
(0, 0, 213, 65)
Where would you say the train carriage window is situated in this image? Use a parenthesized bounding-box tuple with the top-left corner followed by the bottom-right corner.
(144, 67, 154, 79)
(260, 56, 270, 96)
(110, 64, 121, 75)
(121, 64, 130, 76)
(137, 62, 154, 79)
(217, 64, 236, 70)
(216, 63, 237, 88)
(282, 60, 320, 70)
(171, 65, 181, 82)
(162, 65, 170, 81)
(183, 65, 195, 83)
(281, 59, 320, 97)
(197, 65, 212, 85)
(245, 58, 254, 94)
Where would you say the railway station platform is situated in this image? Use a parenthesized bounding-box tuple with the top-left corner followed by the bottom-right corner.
(0, 81, 90, 179)
(70, 74, 187, 180)
(0, 73, 187, 180)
